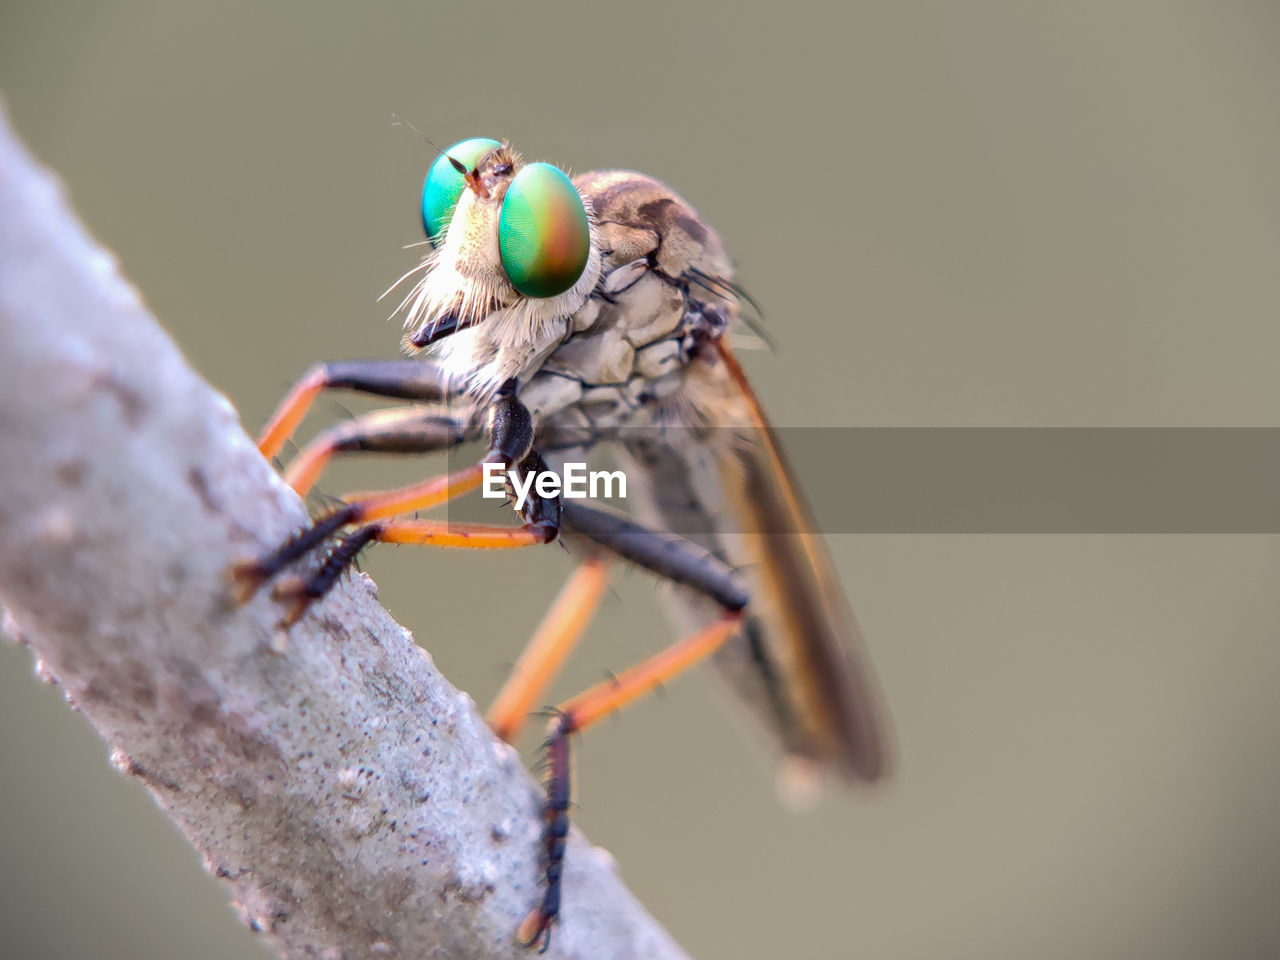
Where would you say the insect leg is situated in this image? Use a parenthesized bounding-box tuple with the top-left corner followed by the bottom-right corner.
(520, 611, 744, 952)
(257, 358, 454, 460)
(517, 501, 750, 950)
(561, 500, 747, 611)
(231, 384, 540, 608)
(553, 614, 743, 733)
(282, 405, 470, 496)
(485, 556, 611, 744)
(229, 462, 483, 606)
(267, 449, 563, 626)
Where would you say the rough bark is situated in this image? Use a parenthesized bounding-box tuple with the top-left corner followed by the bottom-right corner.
(0, 104, 689, 960)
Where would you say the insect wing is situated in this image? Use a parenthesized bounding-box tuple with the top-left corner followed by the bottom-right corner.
(712, 342, 890, 782)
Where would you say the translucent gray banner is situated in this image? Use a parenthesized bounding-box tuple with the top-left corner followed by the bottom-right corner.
(447, 428, 1280, 534)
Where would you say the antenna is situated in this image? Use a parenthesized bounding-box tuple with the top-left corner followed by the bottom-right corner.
(390, 113, 467, 174)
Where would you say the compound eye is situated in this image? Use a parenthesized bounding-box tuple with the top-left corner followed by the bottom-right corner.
(420, 137, 502, 246)
(497, 163, 590, 298)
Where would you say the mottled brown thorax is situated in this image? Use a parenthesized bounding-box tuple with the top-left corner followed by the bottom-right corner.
(518, 170, 738, 453)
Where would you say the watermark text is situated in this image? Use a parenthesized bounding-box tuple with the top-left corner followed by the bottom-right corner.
(482, 462, 627, 511)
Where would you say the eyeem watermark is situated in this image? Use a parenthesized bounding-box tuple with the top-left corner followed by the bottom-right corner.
(482, 462, 627, 511)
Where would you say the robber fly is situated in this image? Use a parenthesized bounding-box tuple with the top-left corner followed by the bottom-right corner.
(232, 138, 890, 950)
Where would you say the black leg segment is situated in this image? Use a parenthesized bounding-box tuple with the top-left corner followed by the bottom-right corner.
(309, 358, 455, 401)
(561, 501, 748, 612)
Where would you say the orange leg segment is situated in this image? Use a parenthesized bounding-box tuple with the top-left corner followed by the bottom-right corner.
(266, 515, 557, 627)
(280, 406, 468, 496)
(281, 435, 338, 496)
(374, 517, 555, 549)
(229, 462, 489, 606)
(486, 557, 610, 744)
(519, 611, 743, 950)
(555, 612, 742, 735)
(257, 366, 328, 461)
(256, 359, 453, 463)
(344, 462, 486, 524)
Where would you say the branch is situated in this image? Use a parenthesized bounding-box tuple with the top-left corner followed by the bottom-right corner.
(0, 105, 689, 960)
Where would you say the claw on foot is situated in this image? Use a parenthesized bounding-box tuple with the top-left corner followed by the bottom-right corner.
(271, 574, 316, 627)
(227, 560, 270, 606)
(517, 909, 554, 953)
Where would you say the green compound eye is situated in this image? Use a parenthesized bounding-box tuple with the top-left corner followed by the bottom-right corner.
(498, 163, 590, 299)
(420, 137, 502, 246)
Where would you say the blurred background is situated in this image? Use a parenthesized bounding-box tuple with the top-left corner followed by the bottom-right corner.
(2, 2, 1280, 958)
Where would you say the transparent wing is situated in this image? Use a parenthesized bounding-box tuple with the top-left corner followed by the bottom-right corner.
(715, 342, 889, 780)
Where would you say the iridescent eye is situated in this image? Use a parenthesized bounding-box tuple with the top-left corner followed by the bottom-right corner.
(420, 137, 501, 246)
(498, 163, 590, 299)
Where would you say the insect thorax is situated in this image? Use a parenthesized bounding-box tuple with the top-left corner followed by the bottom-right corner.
(519, 259, 733, 454)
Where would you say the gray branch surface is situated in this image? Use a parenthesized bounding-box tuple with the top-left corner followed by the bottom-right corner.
(0, 106, 689, 960)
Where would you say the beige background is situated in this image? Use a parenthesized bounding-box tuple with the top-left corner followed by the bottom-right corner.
(3, 2, 1280, 958)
